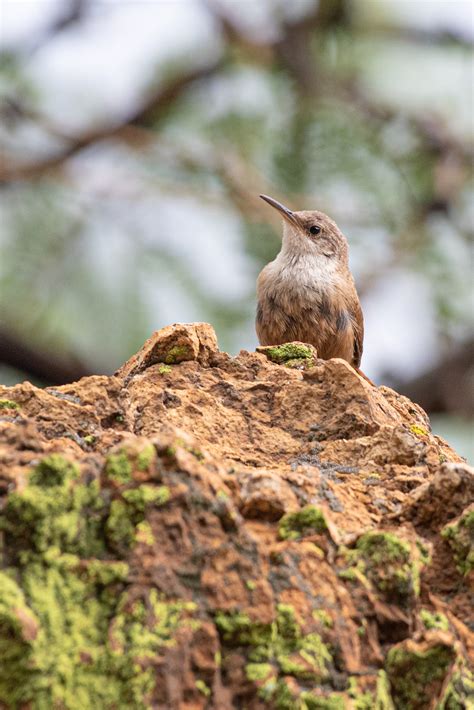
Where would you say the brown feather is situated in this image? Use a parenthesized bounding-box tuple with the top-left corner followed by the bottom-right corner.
(256, 201, 364, 368)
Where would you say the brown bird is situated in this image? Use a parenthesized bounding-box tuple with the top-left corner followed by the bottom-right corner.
(256, 194, 364, 368)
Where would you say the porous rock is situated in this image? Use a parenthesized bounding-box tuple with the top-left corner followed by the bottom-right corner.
(0, 323, 472, 709)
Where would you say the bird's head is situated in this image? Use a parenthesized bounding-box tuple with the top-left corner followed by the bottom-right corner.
(260, 194, 349, 265)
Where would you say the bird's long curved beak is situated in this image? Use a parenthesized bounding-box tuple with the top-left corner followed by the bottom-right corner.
(260, 194, 299, 227)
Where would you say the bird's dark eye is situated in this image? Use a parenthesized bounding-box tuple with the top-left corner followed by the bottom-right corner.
(309, 225, 321, 235)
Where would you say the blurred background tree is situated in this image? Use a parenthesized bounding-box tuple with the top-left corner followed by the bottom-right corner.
(0, 0, 472, 458)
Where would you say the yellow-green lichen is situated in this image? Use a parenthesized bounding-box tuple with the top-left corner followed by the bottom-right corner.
(442, 509, 474, 576)
(164, 345, 191, 364)
(246, 662, 274, 682)
(0, 453, 197, 709)
(135, 521, 154, 546)
(409, 424, 429, 437)
(136, 444, 156, 471)
(105, 451, 133, 484)
(272, 680, 346, 710)
(279, 505, 328, 541)
(374, 670, 395, 710)
(0, 398, 20, 410)
(105, 499, 136, 549)
(438, 667, 474, 709)
(312, 610, 333, 628)
(348, 531, 427, 601)
(419, 609, 449, 631)
(263, 343, 314, 364)
(299, 693, 346, 709)
(385, 642, 456, 710)
(122, 485, 170, 511)
(158, 365, 172, 374)
(348, 677, 374, 710)
(195, 679, 211, 697)
(216, 603, 332, 704)
(246, 580, 257, 590)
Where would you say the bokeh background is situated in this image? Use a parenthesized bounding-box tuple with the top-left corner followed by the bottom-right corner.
(1, 0, 473, 459)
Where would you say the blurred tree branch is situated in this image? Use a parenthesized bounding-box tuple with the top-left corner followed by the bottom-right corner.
(0, 59, 222, 184)
(394, 339, 474, 416)
(0, 328, 93, 385)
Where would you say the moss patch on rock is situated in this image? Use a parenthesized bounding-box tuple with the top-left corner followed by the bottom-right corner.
(0, 398, 20, 410)
(279, 505, 328, 541)
(216, 603, 333, 704)
(0, 454, 185, 709)
(339, 531, 428, 603)
(257, 342, 316, 368)
(419, 609, 449, 631)
(164, 344, 192, 364)
(442, 507, 474, 576)
(385, 641, 456, 710)
(105, 451, 133, 484)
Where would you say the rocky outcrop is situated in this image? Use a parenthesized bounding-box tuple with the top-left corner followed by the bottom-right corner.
(0, 323, 472, 709)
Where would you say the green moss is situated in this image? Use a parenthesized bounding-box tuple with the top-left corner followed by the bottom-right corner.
(217, 603, 332, 705)
(0, 571, 39, 690)
(419, 609, 449, 631)
(164, 345, 191, 364)
(136, 444, 156, 471)
(264, 343, 314, 363)
(410, 424, 429, 437)
(386, 642, 456, 710)
(300, 694, 345, 709)
(30, 454, 79, 487)
(195, 679, 211, 697)
(272, 681, 345, 710)
(442, 510, 474, 576)
(347, 677, 373, 709)
(356, 531, 410, 563)
(135, 521, 154, 546)
(374, 670, 395, 710)
(105, 500, 136, 550)
(215, 611, 271, 647)
(246, 662, 274, 682)
(279, 506, 328, 541)
(83, 560, 129, 586)
(351, 531, 425, 601)
(105, 451, 132, 484)
(83, 435, 96, 446)
(0, 398, 20, 410)
(3, 461, 102, 557)
(107, 590, 199, 706)
(438, 667, 474, 709)
(123, 485, 170, 511)
(158, 365, 172, 374)
(0, 453, 196, 709)
(312, 610, 333, 628)
(246, 580, 256, 590)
